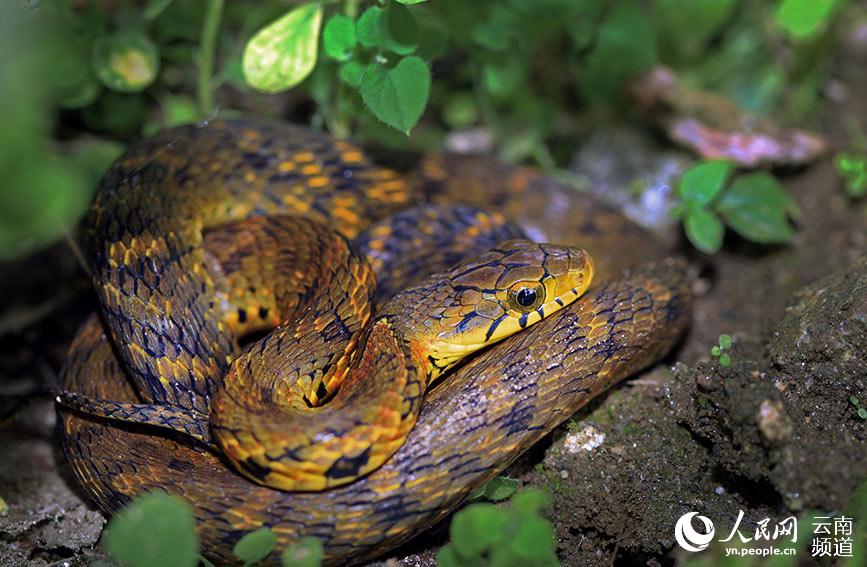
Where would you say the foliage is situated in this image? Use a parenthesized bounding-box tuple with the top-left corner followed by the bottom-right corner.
(835, 154, 867, 198)
(437, 489, 559, 566)
(0, 0, 852, 259)
(849, 396, 867, 420)
(470, 475, 521, 502)
(103, 492, 323, 567)
(673, 161, 800, 254)
(710, 334, 732, 367)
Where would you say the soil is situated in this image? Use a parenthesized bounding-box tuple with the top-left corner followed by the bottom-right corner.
(1, 27, 866, 567)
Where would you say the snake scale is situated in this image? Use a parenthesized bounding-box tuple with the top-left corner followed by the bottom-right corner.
(57, 118, 692, 565)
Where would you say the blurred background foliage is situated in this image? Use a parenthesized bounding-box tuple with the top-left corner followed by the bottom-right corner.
(0, 0, 858, 261)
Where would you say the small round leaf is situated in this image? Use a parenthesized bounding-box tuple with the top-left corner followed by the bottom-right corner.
(677, 160, 734, 206)
(684, 208, 725, 254)
(450, 504, 508, 559)
(233, 528, 277, 565)
(243, 3, 323, 93)
(281, 537, 323, 567)
(323, 15, 356, 61)
(356, 4, 418, 54)
(92, 30, 160, 93)
(338, 60, 364, 88)
(104, 492, 198, 567)
(360, 56, 430, 134)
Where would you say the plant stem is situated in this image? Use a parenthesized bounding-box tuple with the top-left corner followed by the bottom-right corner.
(327, 0, 361, 138)
(198, 0, 224, 118)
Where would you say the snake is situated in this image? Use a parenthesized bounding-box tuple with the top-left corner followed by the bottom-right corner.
(57, 118, 692, 565)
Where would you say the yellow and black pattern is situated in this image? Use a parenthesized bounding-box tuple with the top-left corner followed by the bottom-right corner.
(57, 118, 692, 565)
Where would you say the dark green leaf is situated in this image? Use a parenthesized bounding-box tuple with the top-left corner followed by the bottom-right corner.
(677, 161, 734, 206)
(581, 0, 657, 101)
(233, 528, 277, 566)
(450, 504, 508, 559)
(717, 173, 799, 243)
(281, 537, 323, 567)
(338, 61, 364, 88)
(481, 476, 521, 502)
(511, 489, 548, 517)
(360, 56, 430, 134)
(776, 0, 841, 40)
(243, 3, 323, 93)
(684, 208, 724, 254)
(510, 515, 557, 559)
(357, 4, 418, 54)
(92, 30, 160, 93)
(104, 492, 198, 567)
(323, 15, 356, 61)
(144, 0, 175, 20)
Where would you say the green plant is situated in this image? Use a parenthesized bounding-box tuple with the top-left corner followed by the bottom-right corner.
(672, 161, 800, 254)
(849, 395, 867, 420)
(469, 475, 521, 502)
(437, 489, 559, 566)
(710, 333, 733, 367)
(103, 492, 323, 567)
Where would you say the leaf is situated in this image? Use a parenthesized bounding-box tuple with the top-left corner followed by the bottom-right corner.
(478, 476, 521, 502)
(834, 153, 867, 198)
(684, 208, 725, 254)
(510, 515, 557, 559)
(450, 504, 508, 559)
(719, 334, 732, 349)
(104, 492, 198, 567)
(776, 0, 841, 41)
(395, 0, 428, 4)
(338, 61, 364, 88)
(719, 353, 731, 367)
(92, 30, 160, 93)
(511, 489, 548, 517)
(356, 4, 418, 54)
(233, 528, 277, 566)
(144, 0, 175, 20)
(322, 14, 356, 61)
(677, 160, 734, 206)
(360, 56, 430, 134)
(717, 172, 799, 243)
(281, 537, 323, 567)
(243, 2, 323, 93)
(161, 94, 200, 127)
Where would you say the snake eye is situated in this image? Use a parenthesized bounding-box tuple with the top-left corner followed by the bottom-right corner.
(507, 282, 545, 313)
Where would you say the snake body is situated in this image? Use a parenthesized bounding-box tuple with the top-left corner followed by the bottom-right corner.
(58, 119, 692, 564)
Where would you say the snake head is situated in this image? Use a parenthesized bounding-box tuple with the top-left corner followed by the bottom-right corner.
(390, 240, 594, 378)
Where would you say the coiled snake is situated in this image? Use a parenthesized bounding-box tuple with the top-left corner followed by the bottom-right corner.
(57, 119, 691, 565)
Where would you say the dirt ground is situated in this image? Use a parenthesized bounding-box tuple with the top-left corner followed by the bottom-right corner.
(1, 29, 865, 567)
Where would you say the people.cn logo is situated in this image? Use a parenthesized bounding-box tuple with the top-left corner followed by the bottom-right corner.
(675, 512, 716, 552)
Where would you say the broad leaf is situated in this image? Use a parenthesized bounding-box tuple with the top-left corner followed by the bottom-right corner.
(677, 160, 733, 206)
(684, 208, 725, 254)
(243, 2, 323, 93)
(360, 56, 430, 134)
(718, 172, 799, 243)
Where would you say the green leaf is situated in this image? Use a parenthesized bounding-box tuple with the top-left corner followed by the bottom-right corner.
(834, 153, 867, 198)
(243, 2, 323, 93)
(360, 56, 430, 134)
(161, 94, 200, 127)
(338, 60, 364, 88)
(684, 208, 725, 254)
(719, 334, 732, 349)
(436, 545, 466, 567)
(581, 0, 657, 101)
(281, 537, 323, 567)
(776, 0, 841, 41)
(92, 30, 160, 93)
(510, 515, 557, 559)
(442, 93, 479, 129)
(677, 161, 734, 206)
(711, 345, 721, 357)
(356, 4, 418, 55)
(478, 476, 521, 502)
(104, 492, 198, 567)
(450, 504, 508, 559)
(233, 528, 277, 566)
(322, 15, 356, 61)
(719, 353, 731, 367)
(144, 0, 175, 20)
(511, 489, 548, 517)
(717, 172, 799, 244)
(395, 0, 428, 4)
(858, 408, 867, 420)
